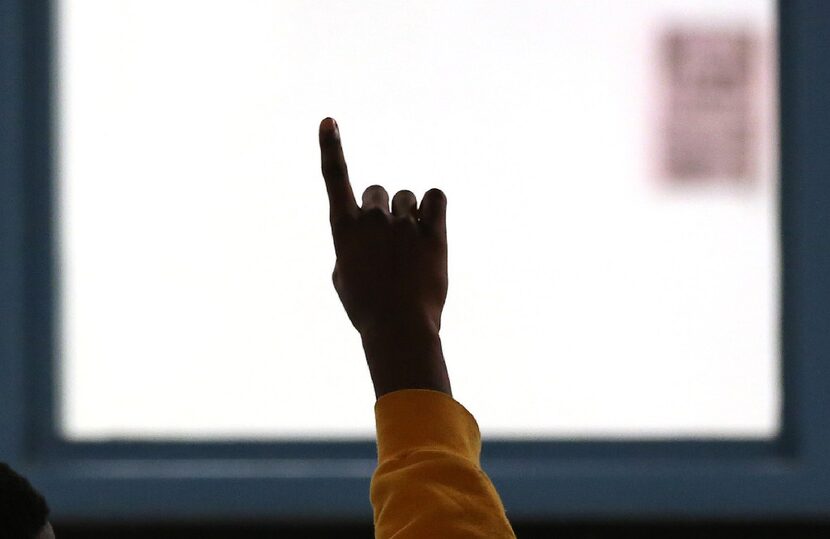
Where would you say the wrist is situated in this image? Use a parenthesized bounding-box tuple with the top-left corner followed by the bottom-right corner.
(360, 319, 452, 399)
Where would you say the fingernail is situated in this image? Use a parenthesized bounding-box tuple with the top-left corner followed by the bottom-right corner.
(332, 119, 339, 139)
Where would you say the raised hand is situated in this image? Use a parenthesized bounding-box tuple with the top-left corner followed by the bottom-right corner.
(318, 117, 452, 398)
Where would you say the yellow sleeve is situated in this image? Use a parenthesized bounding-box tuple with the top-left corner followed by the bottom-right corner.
(370, 389, 517, 538)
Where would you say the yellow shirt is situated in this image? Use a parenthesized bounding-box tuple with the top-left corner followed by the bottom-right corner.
(371, 389, 517, 538)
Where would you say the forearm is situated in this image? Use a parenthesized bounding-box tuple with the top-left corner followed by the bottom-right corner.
(360, 319, 452, 399)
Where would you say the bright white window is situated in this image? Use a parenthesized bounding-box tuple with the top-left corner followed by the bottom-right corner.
(56, 0, 779, 440)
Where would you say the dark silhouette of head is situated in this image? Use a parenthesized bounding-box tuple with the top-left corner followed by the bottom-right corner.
(0, 462, 54, 539)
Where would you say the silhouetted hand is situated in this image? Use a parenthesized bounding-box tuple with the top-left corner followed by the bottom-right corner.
(318, 117, 452, 398)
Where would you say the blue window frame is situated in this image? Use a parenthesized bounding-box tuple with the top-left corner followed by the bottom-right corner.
(1, 0, 829, 522)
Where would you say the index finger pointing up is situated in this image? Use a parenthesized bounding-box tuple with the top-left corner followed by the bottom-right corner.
(319, 117, 358, 225)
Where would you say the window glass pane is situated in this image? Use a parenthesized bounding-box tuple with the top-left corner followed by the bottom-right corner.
(56, 0, 779, 440)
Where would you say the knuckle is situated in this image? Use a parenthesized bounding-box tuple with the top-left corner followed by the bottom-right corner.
(392, 191, 418, 215)
(425, 188, 446, 202)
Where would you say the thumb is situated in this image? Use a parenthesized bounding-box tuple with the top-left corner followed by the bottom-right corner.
(419, 188, 447, 241)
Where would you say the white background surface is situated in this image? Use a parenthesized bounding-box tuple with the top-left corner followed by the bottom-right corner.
(56, 0, 778, 440)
